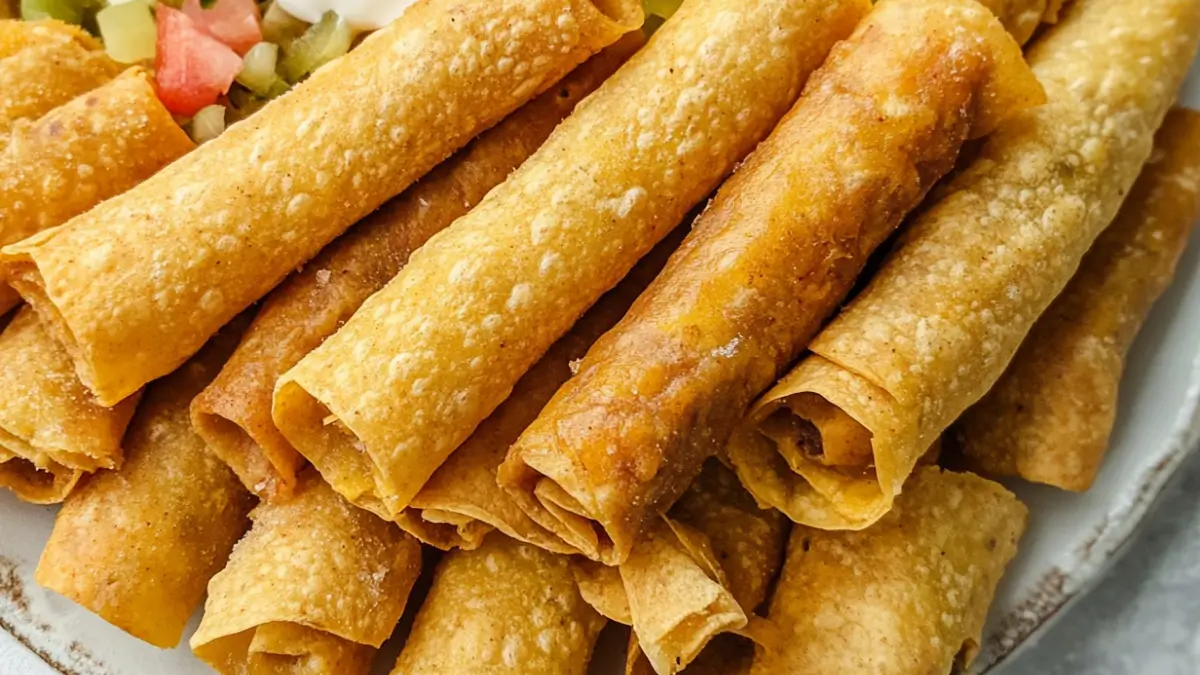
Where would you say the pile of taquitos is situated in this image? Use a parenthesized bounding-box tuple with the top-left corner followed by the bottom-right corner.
(1, 0, 1198, 673)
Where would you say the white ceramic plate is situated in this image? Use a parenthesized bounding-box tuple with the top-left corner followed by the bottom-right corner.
(2, 44, 1200, 675)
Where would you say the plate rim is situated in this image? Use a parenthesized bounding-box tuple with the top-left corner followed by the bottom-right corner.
(973, 344, 1200, 673)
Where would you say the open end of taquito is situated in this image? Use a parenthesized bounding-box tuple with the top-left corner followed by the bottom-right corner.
(727, 355, 916, 531)
(192, 410, 303, 498)
(574, 461, 788, 675)
(0, 307, 142, 474)
(0, 455, 81, 504)
(759, 393, 876, 470)
(533, 476, 615, 559)
(198, 622, 376, 675)
(574, 519, 746, 675)
(192, 472, 422, 674)
(393, 509, 494, 552)
(2, 260, 102, 396)
(271, 380, 392, 517)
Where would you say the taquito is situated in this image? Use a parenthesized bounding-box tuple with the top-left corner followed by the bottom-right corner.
(35, 318, 254, 648)
(0, 450, 80, 504)
(1, 0, 641, 407)
(501, 0, 1044, 564)
(977, 0, 1064, 44)
(0, 18, 97, 59)
(576, 461, 788, 675)
(191, 38, 641, 501)
(0, 308, 139, 475)
(728, 0, 1200, 530)
(958, 107, 1200, 491)
(191, 472, 423, 675)
(399, 227, 683, 552)
(747, 468, 1026, 674)
(0, 68, 193, 315)
(275, 0, 872, 524)
(390, 534, 605, 675)
(0, 28, 119, 136)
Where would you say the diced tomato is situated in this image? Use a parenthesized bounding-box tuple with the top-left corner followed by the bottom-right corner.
(182, 0, 262, 55)
(155, 7, 244, 117)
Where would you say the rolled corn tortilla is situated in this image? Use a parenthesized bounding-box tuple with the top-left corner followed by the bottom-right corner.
(390, 534, 606, 675)
(747, 468, 1027, 674)
(0, 19, 98, 60)
(190, 38, 641, 502)
(618, 520, 745, 675)
(501, 0, 1043, 564)
(625, 635, 756, 675)
(0, 68, 194, 316)
(274, 0, 871, 525)
(34, 317, 254, 648)
(576, 461, 788, 675)
(0, 451, 81, 504)
(0, 30, 120, 137)
(399, 226, 682, 552)
(957, 108, 1200, 491)
(976, 0, 1064, 44)
(727, 0, 1200, 530)
(190, 472, 423, 675)
(0, 0, 641, 408)
(0, 307, 140, 476)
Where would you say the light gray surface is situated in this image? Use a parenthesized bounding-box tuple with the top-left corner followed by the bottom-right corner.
(1005, 449, 1200, 675)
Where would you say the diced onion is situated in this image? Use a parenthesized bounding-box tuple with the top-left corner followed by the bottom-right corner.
(97, 1, 157, 64)
(189, 104, 226, 144)
(261, 1, 309, 47)
(279, 10, 355, 83)
(236, 41, 280, 96)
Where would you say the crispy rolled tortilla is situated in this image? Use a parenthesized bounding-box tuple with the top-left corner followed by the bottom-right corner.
(390, 534, 605, 675)
(0, 19, 97, 59)
(977, 0, 1064, 44)
(0, 27, 119, 137)
(0, 451, 81, 504)
(35, 318, 254, 648)
(191, 472, 422, 675)
(275, 0, 871, 525)
(501, 0, 1043, 564)
(0, 307, 139, 477)
(576, 461, 788, 675)
(399, 227, 682, 552)
(728, 0, 1200, 529)
(0, 68, 194, 315)
(0, 0, 640, 407)
(191, 39, 641, 502)
(747, 468, 1026, 674)
(958, 108, 1200, 491)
